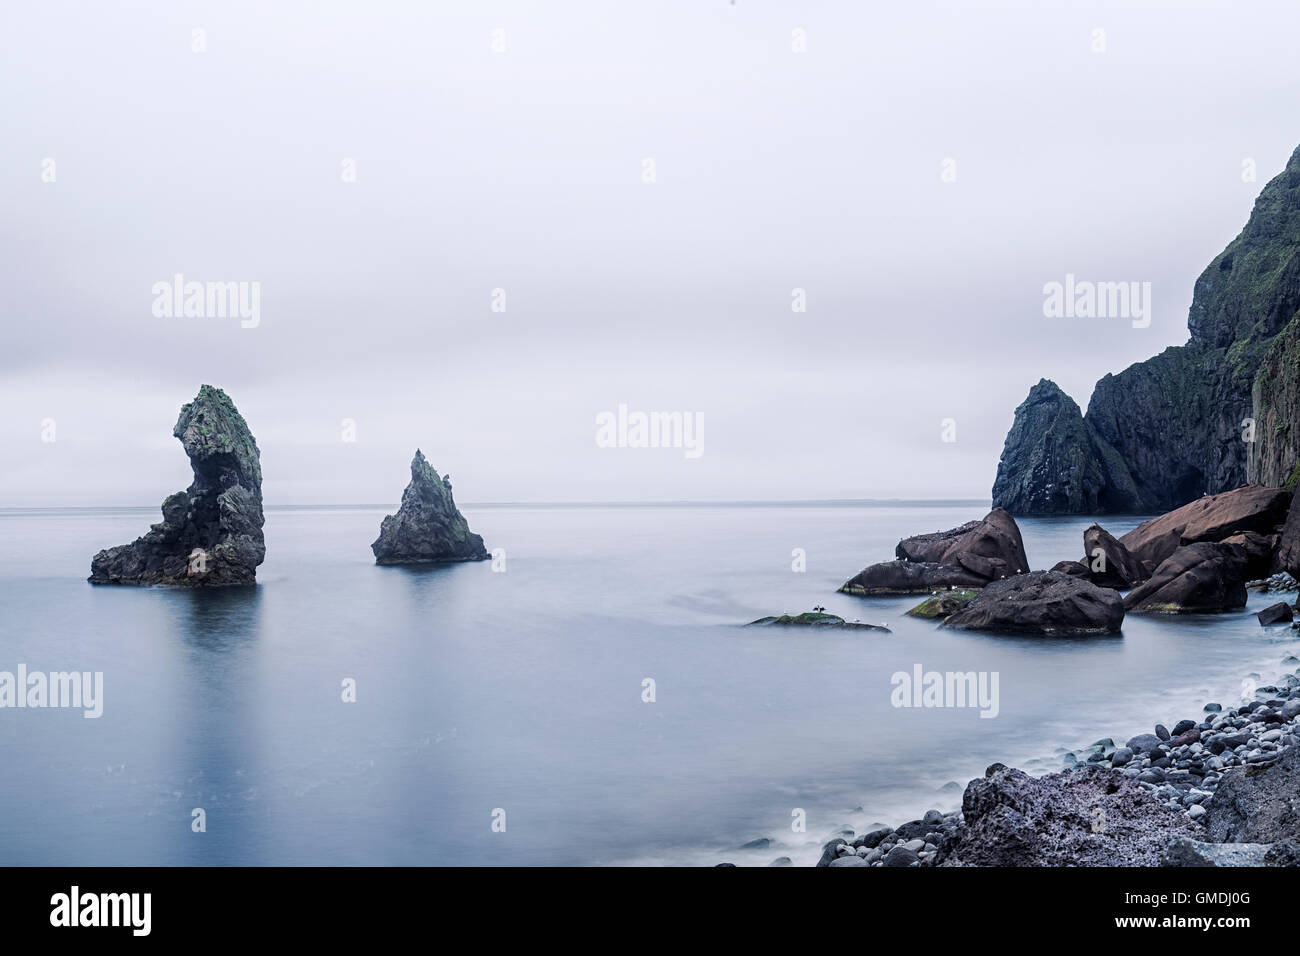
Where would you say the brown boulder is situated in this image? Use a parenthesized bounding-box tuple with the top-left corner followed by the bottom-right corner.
(1118, 486, 1290, 572)
(1122, 542, 1251, 614)
(895, 508, 1030, 581)
(1082, 523, 1147, 589)
(1221, 531, 1278, 579)
(1051, 560, 1091, 578)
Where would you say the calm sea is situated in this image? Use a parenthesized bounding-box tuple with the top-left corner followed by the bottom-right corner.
(0, 503, 1294, 866)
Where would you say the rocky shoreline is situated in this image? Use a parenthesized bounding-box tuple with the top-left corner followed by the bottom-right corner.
(759, 488, 1300, 868)
(808, 659, 1300, 867)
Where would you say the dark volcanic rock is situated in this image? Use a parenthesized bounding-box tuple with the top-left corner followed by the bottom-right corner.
(1050, 560, 1091, 577)
(942, 570, 1124, 636)
(1082, 523, 1148, 589)
(994, 146, 1300, 515)
(839, 561, 986, 596)
(1160, 838, 1273, 867)
(990, 380, 1137, 515)
(1222, 530, 1279, 578)
(89, 385, 265, 586)
(895, 508, 1030, 580)
(940, 764, 1192, 866)
(747, 612, 889, 632)
(1257, 601, 1294, 625)
(371, 450, 489, 565)
(1118, 485, 1290, 573)
(1202, 748, 1300, 844)
(1123, 542, 1250, 614)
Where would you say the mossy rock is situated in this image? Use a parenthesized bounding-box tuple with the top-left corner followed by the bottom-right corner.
(747, 612, 890, 632)
(905, 589, 978, 620)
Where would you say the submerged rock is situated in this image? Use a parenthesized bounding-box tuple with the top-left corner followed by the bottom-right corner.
(1258, 602, 1294, 625)
(1123, 542, 1250, 614)
(942, 570, 1125, 636)
(905, 590, 978, 620)
(747, 612, 889, 632)
(371, 450, 489, 565)
(89, 385, 265, 586)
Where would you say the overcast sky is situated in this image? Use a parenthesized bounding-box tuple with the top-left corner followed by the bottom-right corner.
(3, 0, 1299, 506)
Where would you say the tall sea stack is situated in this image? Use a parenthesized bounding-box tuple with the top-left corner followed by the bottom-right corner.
(993, 143, 1300, 515)
(89, 385, 266, 586)
(371, 450, 489, 565)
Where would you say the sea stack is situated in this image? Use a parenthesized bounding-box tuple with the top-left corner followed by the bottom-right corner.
(89, 384, 265, 586)
(371, 450, 489, 565)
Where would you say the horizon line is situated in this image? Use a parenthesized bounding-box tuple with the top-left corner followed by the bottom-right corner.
(0, 497, 993, 512)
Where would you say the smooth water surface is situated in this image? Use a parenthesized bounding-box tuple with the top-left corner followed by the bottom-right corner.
(1, 503, 1295, 866)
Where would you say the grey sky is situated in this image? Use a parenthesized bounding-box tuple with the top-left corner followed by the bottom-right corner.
(3, 0, 1298, 506)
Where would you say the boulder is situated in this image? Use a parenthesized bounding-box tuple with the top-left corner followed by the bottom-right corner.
(1222, 531, 1279, 579)
(895, 508, 1030, 580)
(1118, 486, 1291, 572)
(1202, 748, 1300, 843)
(939, 764, 1193, 866)
(371, 450, 489, 565)
(942, 570, 1124, 636)
(1082, 523, 1148, 589)
(1123, 542, 1250, 614)
(89, 385, 265, 586)
(839, 561, 986, 596)
(1050, 560, 1091, 577)
(1160, 838, 1273, 867)
(1258, 602, 1294, 626)
(815, 839, 847, 867)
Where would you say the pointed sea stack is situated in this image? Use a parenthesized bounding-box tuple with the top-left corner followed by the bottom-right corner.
(371, 450, 489, 565)
(89, 385, 265, 586)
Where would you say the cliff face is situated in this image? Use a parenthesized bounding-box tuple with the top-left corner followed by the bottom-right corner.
(89, 385, 266, 585)
(1249, 313, 1300, 490)
(994, 144, 1300, 514)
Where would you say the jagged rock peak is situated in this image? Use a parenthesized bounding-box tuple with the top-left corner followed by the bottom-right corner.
(371, 450, 489, 565)
(991, 379, 1139, 515)
(89, 385, 266, 586)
